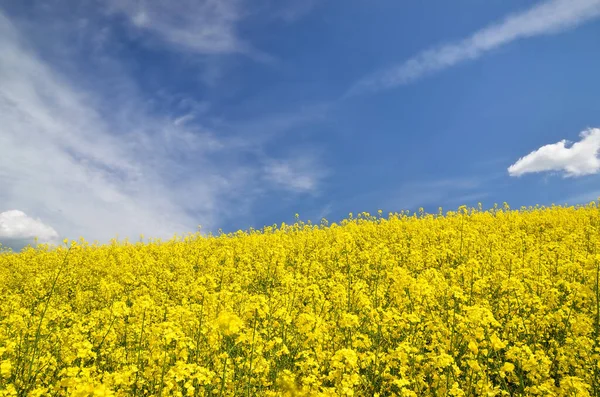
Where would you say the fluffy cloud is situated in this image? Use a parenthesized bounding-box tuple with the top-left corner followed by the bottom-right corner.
(508, 128, 600, 177)
(0, 210, 59, 250)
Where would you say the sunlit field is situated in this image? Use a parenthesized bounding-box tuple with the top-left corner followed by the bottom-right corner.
(1, 203, 599, 396)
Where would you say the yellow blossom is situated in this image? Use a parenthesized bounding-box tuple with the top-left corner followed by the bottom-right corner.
(216, 311, 244, 336)
(0, 359, 11, 377)
(0, 203, 599, 396)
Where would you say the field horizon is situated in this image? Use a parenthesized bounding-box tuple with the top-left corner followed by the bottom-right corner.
(1, 203, 599, 396)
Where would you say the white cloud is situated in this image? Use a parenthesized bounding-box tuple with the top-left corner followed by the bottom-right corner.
(173, 113, 197, 126)
(0, 10, 326, 243)
(103, 0, 320, 60)
(273, 0, 321, 22)
(0, 210, 59, 245)
(0, 11, 201, 242)
(0, 14, 206, 241)
(263, 157, 323, 194)
(508, 128, 600, 177)
(105, 0, 245, 54)
(350, 0, 600, 94)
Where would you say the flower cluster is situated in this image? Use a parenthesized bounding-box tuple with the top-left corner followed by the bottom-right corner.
(1, 203, 599, 396)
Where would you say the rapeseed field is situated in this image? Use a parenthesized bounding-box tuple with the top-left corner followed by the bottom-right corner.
(1, 203, 599, 396)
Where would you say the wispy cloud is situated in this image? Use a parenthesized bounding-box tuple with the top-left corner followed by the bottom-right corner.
(104, 0, 320, 59)
(263, 155, 326, 194)
(0, 10, 327, 246)
(508, 128, 600, 177)
(0, 10, 206, 242)
(271, 0, 322, 22)
(349, 0, 600, 94)
(105, 0, 246, 55)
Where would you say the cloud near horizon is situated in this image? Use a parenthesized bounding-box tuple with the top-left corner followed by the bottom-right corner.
(508, 128, 600, 177)
(349, 0, 600, 94)
(0, 210, 59, 250)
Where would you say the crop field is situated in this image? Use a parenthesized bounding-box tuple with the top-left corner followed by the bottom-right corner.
(1, 204, 599, 396)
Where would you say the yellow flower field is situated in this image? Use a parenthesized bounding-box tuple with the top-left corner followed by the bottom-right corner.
(1, 203, 599, 396)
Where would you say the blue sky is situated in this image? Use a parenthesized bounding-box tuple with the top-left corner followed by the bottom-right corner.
(1, 0, 600, 249)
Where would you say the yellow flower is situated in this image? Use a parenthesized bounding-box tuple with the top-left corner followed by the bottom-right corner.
(434, 353, 454, 369)
(338, 313, 359, 328)
(468, 340, 479, 355)
(490, 334, 507, 350)
(92, 384, 114, 396)
(0, 360, 11, 377)
(216, 311, 244, 336)
(296, 313, 316, 335)
(448, 382, 465, 397)
(559, 376, 591, 396)
(392, 378, 410, 388)
(501, 362, 515, 374)
(331, 348, 358, 369)
(467, 359, 481, 371)
(1, 203, 600, 395)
